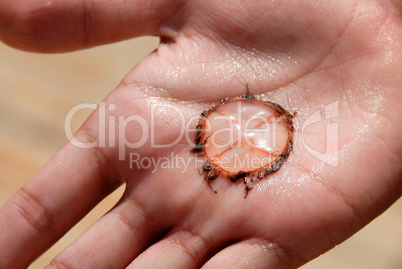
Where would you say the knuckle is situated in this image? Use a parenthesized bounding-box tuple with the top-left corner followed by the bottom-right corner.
(173, 228, 212, 265)
(48, 257, 74, 269)
(12, 187, 56, 235)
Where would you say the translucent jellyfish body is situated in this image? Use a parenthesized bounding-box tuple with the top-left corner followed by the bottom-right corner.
(192, 92, 294, 198)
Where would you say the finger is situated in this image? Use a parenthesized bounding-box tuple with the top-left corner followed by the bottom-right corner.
(0, 130, 122, 268)
(0, 0, 180, 52)
(202, 238, 301, 269)
(45, 164, 202, 268)
(46, 194, 164, 269)
(127, 227, 212, 269)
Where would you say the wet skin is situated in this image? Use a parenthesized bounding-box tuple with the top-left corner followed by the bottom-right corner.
(0, 1, 401, 268)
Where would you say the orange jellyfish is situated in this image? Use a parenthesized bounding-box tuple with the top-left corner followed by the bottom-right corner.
(192, 90, 294, 198)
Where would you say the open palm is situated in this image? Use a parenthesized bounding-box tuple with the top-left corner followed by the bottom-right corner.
(1, 0, 401, 268)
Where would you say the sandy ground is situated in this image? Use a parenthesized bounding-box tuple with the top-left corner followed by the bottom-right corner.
(0, 37, 401, 268)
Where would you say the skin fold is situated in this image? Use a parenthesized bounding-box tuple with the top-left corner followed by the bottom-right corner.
(0, 0, 401, 268)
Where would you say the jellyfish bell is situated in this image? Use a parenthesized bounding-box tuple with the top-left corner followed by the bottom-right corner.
(192, 91, 294, 198)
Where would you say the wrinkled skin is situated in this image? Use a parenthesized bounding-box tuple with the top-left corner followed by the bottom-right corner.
(0, 0, 401, 268)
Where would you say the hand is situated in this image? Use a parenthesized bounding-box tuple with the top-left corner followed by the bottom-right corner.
(1, 0, 401, 268)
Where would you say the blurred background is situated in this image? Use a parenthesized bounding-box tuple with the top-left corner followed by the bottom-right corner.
(0, 37, 401, 268)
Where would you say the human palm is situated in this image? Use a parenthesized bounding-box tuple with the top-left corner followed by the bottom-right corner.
(0, 0, 401, 268)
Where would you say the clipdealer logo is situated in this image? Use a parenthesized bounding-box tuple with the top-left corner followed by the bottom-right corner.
(64, 100, 339, 170)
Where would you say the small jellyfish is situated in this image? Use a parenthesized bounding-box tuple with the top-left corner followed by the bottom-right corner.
(191, 88, 294, 198)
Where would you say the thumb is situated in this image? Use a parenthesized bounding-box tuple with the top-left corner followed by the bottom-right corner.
(0, 0, 180, 52)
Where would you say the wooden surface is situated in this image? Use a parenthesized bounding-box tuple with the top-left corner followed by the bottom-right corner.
(0, 37, 401, 268)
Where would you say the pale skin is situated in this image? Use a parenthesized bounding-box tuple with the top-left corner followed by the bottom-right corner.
(0, 0, 401, 268)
